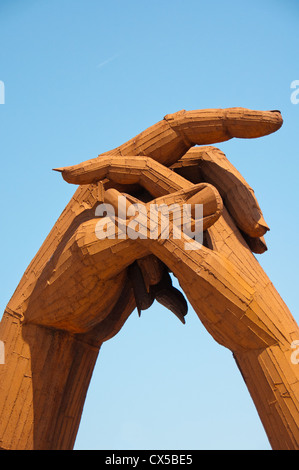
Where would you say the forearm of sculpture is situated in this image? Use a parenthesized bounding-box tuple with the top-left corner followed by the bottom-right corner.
(0, 310, 100, 450)
(0, 185, 102, 450)
(0, 182, 141, 450)
(139, 214, 299, 450)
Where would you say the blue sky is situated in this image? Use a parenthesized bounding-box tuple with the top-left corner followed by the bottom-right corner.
(0, 0, 298, 450)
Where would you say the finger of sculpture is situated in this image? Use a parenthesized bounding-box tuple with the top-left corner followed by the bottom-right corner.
(55, 157, 222, 230)
(163, 108, 282, 146)
(54, 108, 283, 172)
(137, 255, 165, 287)
(54, 155, 190, 190)
(104, 182, 223, 235)
(150, 269, 188, 324)
(128, 261, 154, 315)
(128, 258, 188, 324)
(171, 146, 269, 239)
(240, 231, 267, 254)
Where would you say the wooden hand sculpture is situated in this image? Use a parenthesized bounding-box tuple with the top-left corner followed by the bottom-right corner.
(0, 108, 298, 450)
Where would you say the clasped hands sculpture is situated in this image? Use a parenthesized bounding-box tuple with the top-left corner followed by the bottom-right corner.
(0, 108, 298, 449)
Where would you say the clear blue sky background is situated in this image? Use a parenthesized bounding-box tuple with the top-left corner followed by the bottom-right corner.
(0, 0, 298, 450)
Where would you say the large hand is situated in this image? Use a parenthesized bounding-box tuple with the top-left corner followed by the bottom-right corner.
(1, 107, 291, 451)
(50, 107, 281, 340)
(56, 108, 299, 450)
(53, 107, 282, 326)
(5, 158, 221, 342)
(6, 108, 280, 340)
(57, 107, 280, 244)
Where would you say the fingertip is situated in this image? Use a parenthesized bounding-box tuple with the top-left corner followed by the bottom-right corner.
(251, 215, 270, 238)
(268, 109, 283, 130)
(225, 190, 270, 238)
(56, 168, 81, 184)
(52, 167, 64, 173)
(53, 165, 88, 184)
(241, 231, 268, 254)
(225, 108, 283, 139)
